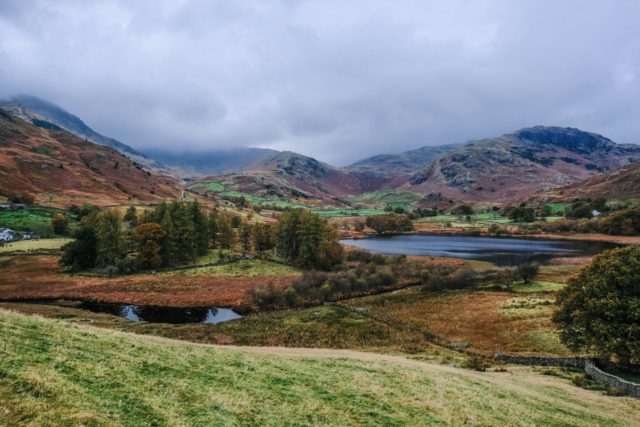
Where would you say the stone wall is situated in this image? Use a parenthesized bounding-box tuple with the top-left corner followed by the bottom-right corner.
(494, 353, 585, 368)
(495, 353, 640, 398)
(585, 361, 640, 398)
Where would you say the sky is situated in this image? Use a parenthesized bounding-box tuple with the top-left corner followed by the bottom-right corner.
(1, 0, 639, 166)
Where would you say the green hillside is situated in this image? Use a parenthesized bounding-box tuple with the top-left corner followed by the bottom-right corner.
(1, 309, 639, 426)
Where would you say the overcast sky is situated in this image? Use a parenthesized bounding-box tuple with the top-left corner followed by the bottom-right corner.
(1, 1, 639, 165)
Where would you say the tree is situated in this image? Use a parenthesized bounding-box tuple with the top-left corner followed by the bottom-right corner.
(276, 209, 343, 270)
(94, 210, 125, 267)
(51, 213, 69, 234)
(516, 261, 539, 284)
(124, 206, 138, 226)
(159, 208, 177, 266)
(60, 226, 97, 270)
(554, 246, 640, 366)
(238, 221, 253, 253)
(508, 206, 536, 223)
(253, 223, 275, 252)
(131, 223, 166, 269)
(451, 204, 474, 216)
(208, 211, 218, 249)
(365, 214, 413, 234)
(217, 214, 235, 249)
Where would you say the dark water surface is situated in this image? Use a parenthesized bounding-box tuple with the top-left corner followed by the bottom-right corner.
(341, 234, 617, 266)
(78, 301, 242, 324)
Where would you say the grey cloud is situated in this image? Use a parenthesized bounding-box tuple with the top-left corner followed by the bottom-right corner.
(1, 0, 639, 165)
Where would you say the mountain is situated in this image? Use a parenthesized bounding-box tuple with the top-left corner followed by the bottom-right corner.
(0, 108, 178, 207)
(0, 95, 160, 170)
(537, 162, 640, 202)
(345, 143, 461, 179)
(404, 126, 640, 203)
(144, 147, 279, 176)
(189, 151, 363, 206)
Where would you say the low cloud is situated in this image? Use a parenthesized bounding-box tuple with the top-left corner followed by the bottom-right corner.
(1, 0, 639, 165)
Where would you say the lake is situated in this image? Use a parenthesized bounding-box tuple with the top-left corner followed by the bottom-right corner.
(341, 234, 616, 265)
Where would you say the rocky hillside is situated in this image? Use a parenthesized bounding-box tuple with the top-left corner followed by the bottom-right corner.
(404, 126, 640, 203)
(189, 151, 365, 206)
(0, 109, 178, 207)
(537, 162, 640, 202)
(345, 143, 460, 184)
(0, 95, 161, 170)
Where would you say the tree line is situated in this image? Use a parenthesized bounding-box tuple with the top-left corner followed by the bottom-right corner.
(60, 203, 343, 274)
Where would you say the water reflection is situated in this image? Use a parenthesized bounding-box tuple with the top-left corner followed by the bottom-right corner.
(80, 301, 242, 324)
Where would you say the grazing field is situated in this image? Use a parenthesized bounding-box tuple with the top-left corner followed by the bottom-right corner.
(1, 309, 639, 426)
(0, 206, 75, 235)
(344, 287, 573, 356)
(0, 256, 295, 309)
(0, 302, 450, 356)
(0, 238, 71, 253)
(172, 258, 300, 276)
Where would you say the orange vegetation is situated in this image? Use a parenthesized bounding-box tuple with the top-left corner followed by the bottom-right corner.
(0, 256, 294, 309)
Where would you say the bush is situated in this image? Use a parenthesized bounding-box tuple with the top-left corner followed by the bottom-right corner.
(365, 214, 413, 234)
(463, 354, 490, 372)
(516, 262, 539, 284)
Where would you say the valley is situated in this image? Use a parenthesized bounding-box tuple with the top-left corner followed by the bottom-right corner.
(2, 98, 640, 425)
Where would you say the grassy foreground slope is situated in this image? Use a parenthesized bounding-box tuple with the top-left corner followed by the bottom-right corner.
(1, 310, 639, 426)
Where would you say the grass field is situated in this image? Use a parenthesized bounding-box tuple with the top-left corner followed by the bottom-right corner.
(173, 258, 300, 277)
(345, 190, 422, 210)
(1, 309, 639, 426)
(343, 287, 573, 356)
(0, 206, 75, 236)
(0, 238, 71, 253)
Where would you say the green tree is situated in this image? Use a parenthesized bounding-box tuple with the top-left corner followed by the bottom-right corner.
(554, 246, 640, 366)
(254, 223, 275, 252)
(159, 208, 178, 266)
(208, 211, 218, 249)
(276, 209, 343, 270)
(60, 226, 97, 270)
(190, 201, 209, 256)
(217, 214, 235, 249)
(94, 210, 125, 267)
(516, 262, 539, 284)
(238, 221, 253, 253)
(131, 223, 166, 269)
(124, 206, 138, 226)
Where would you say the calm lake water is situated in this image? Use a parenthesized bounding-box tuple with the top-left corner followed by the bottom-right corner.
(80, 302, 242, 324)
(341, 234, 616, 265)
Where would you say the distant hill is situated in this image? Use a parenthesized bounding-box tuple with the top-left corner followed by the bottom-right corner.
(404, 126, 640, 203)
(189, 151, 364, 206)
(345, 143, 460, 180)
(145, 147, 280, 176)
(192, 126, 640, 207)
(0, 95, 161, 170)
(0, 109, 178, 207)
(537, 162, 640, 203)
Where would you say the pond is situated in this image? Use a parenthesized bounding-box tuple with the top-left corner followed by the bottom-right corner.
(341, 234, 617, 266)
(78, 301, 242, 324)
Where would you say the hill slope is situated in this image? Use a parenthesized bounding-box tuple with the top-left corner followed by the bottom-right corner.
(145, 147, 280, 176)
(538, 162, 640, 202)
(1, 309, 638, 426)
(344, 144, 461, 179)
(406, 126, 640, 203)
(0, 109, 178, 206)
(0, 95, 160, 169)
(190, 151, 364, 206)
